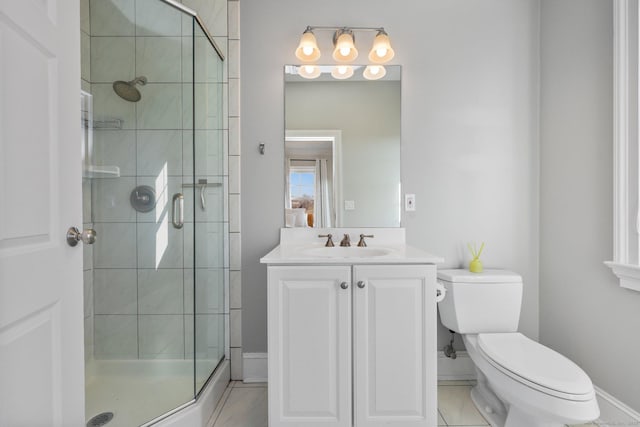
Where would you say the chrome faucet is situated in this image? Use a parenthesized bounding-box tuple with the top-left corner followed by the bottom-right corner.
(318, 234, 335, 247)
(340, 234, 351, 247)
(357, 234, 374, 247)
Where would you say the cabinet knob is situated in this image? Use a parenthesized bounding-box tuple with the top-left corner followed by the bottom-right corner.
(357, 281, 366, 289)
(340, 281, 349, 290)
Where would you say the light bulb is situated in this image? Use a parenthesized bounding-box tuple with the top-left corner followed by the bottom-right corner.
(304, 65, 314, 73)
(303, 46, 314, 56)
(338, 66, 347, 75)
(369, 66, 380, 75)
(376, 47, 387, 58)
(340, 47, 350, 57)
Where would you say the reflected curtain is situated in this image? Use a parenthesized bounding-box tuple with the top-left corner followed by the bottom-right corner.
(315, 159, 333, 227)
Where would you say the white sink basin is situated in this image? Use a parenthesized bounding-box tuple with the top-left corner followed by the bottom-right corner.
(303, 247, 391, 258)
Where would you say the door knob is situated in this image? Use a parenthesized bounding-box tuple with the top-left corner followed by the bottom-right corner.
(340, 282, 349, 290)
(357, 281, 366, 289)
(66, 227, 97, 247)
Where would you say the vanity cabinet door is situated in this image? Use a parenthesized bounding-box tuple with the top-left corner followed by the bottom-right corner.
(352, 265, 437, 427)
(268, 266, 352, 427)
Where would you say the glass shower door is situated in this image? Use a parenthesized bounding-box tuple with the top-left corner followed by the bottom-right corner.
(81, 2, 224, 426)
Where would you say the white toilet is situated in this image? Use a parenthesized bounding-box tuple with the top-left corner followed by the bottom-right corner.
(437, 269, 599, 427)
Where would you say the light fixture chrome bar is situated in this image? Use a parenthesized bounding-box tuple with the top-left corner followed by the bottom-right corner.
(305, 26, 386, 32)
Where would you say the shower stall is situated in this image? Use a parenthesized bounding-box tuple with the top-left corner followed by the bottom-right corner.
(80, 1, 228, 426)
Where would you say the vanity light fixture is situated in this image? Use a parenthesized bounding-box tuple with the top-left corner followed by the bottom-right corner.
(294, 26, 394, 65)
(297, 64, 322, 79)
(363, 64, 386, 80)
(368, 30, 395, 63)
(295, 27, 321, 62)
(331, 65, 354, 80)
(332, 29, 358, 62)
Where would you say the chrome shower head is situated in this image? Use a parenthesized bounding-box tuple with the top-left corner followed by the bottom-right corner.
(112, 76, 147, 102)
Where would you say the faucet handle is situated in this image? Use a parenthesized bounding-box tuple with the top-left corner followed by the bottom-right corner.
(357, 234, 374, 247)
(318, 234, 335, 247)
(340, 234, 351, 247)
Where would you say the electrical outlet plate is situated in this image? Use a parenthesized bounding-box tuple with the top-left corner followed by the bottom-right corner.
(405, 194, 416, 211)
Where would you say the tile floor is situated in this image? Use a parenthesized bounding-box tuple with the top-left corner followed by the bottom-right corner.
(206, 380, 599, 427)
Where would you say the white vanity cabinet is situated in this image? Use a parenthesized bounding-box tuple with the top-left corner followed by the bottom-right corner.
(267, 263, 437, 427)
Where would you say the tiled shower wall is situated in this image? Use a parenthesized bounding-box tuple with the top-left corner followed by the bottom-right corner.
(81, 0, 233, 366)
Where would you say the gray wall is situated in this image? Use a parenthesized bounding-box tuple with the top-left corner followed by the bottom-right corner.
(241, 0, 540, 353)
(540, 0, 640, 411)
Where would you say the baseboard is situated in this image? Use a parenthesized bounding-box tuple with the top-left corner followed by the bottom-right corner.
(437, 350, 476, 381)
(594, 385, 640, 426)
(242, 352, 268, 383)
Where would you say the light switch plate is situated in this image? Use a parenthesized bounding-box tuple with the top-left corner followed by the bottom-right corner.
(405, 194, 416, 211)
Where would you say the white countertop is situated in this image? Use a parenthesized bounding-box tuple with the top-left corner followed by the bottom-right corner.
(260, 228, 444, 265)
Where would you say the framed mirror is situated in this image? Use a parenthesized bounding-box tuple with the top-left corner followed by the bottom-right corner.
(284, 65, 401, 228)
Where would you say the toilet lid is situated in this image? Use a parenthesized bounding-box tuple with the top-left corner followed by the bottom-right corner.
(478, 333, 594, 399)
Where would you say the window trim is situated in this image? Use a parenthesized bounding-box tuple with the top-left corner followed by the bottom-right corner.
(606, 0, 640, 292)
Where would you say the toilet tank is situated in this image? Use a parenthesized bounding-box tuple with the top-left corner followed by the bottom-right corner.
(437, 269, 523, 334)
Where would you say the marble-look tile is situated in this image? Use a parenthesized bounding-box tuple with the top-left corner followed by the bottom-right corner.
(90, 0, 135, 36)
(183, 222, 224, 268)
(137, 220, 184, 269)
(82, 179, 92, 224)
(438, 410, 447, 426)
(81, 32, 90, 82)
(91, 177, 136, 222)
(184, 83, 224, 130)
(91, 37, 135, 83)
(137, 129, 183, 176)
(228, 40, 240, 80)
(91, 84, 136, 130)
(184, 37, 224, 84)
(229, 194, 240, 233)
(212, 386, 267, 427)
(83, 270, 93, 318)
(84, 316, 93, 363)
(229, 309, 241, 348)
(228, 117, 240, 156)
(137, 84, 183, 130)
(183, 268, 224, 314)
(92, 130, 136, 177)
(230, 347, 242, 381)
(228, 155, 240, 194)
(139, 314, 184, 359)
(183, 130, 224, 177)
(185, 313, 225, 360)
(93, 222, 137, 268)
(438, 384, 489, 426)
(227, 1, 240, 40)
(93, 269, 138, 315)
(80, 0, 90, 33)
(136, 37, 182, 83)
(229, 271, 241, 309)
(94, 315, 138, 359)
(135, 0, 182, 37)
(228, 78, 239, 117)
(138, 269, 184, 314)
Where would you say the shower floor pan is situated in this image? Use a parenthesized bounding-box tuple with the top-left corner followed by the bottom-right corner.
(85, 359, 218, 427)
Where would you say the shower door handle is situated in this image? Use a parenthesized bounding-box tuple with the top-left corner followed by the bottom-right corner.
(172, 193, 184, 229)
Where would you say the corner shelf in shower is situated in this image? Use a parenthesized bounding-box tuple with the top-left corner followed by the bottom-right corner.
(83, 165, 121, 178)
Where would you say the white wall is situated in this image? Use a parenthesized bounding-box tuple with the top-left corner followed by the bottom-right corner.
(540, 0, 640, 411)
(241, 0, 540, 352)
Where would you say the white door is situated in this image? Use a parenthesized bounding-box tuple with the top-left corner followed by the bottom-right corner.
(353, 265, 437, 427)
(268, 266, 352, 427)
(0, 1, 84, 426)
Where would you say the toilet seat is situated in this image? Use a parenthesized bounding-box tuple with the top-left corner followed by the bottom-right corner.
(477, 333, 595, 402)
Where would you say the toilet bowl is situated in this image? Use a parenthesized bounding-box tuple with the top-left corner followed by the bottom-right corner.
(437, 269, 599, 427)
